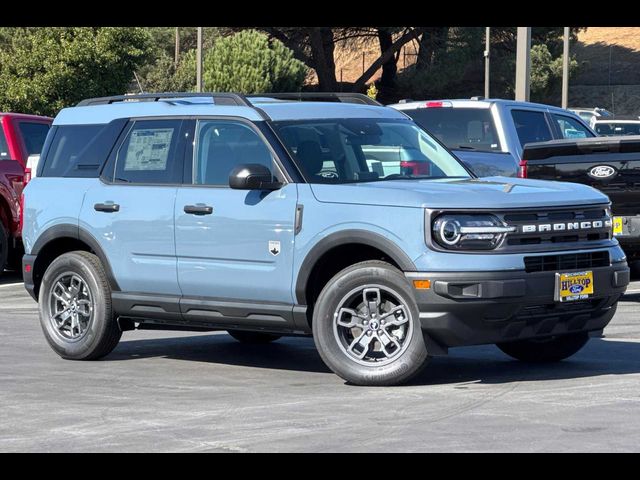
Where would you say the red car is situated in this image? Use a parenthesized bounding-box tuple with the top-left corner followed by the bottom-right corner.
(0, 113, 52, 273)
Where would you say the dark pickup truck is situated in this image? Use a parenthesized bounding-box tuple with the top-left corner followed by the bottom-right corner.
(520, 136, 640, 261)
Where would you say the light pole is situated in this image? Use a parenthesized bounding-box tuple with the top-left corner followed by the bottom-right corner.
(562, 27, 570, 109)
(196, 27, 203, 93)
(484, 27, 490, 99)
(515, 27, 532, 102)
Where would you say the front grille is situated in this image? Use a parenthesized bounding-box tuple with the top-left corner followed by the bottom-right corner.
(504, 207, 610, 248)
(524, 251, 610, 273)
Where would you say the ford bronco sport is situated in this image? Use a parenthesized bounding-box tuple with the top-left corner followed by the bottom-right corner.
(22, 93, 629, 386)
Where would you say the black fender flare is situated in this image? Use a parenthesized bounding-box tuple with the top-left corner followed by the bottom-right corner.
(294, 229, 416, 305)
(31, 224, 120, 291)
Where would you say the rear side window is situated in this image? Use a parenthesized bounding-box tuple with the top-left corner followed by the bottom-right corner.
(18, 122, 50, 156)
(552, 114, 593, 139)
(0, 126, 8, 159)
(511, 110, 553, 147)
(406, 107, 501, 152)
(111, 119, 184, 184)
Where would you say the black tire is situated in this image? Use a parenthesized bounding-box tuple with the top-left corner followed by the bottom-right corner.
(38, 251, 121, 360)
(228, 330, 281, 344)
(497, 332, 589, 363)
(312, 260, 429, 386)
(7, 240, 24, 272)
(0, 221, 8, 274)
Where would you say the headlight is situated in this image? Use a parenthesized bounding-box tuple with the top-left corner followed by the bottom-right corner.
(432, 214, 515, 250)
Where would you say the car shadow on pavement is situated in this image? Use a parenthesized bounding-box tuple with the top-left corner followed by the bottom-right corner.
(0, 270, 22, 286)
(110, 332, 640, 386)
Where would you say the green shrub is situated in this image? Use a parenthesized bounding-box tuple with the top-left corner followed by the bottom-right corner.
(203, 30, 307, 93)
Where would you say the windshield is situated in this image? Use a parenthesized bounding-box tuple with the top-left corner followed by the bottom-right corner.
(271, 118, 471, 184)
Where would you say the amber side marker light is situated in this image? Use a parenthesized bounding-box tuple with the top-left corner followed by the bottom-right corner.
(413, 279, 431, 289)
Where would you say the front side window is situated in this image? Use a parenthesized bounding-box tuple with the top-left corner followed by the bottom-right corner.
(272, 118, 471, 184)
(193, 120, 276, 186)
(18, 122, 50, 156)
(511, 110, 553, 147)
(113, 119, 184, 184)
(552, 114, 593, 139)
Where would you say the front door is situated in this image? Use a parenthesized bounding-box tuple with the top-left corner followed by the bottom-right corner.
(175, 119, 297, 308)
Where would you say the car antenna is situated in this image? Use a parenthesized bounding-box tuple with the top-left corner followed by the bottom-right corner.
(133, 71, 145, 94)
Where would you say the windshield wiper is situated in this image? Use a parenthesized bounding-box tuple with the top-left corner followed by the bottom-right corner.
(455, 145, 478, 150)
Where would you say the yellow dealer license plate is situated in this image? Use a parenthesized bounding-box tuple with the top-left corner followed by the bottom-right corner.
(613, 217, 624, 236)
(555, 271, 594, 302)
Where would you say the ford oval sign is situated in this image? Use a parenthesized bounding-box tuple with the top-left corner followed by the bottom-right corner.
(589, 165, 616, 179)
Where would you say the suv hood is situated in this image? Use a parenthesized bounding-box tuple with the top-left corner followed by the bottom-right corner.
(309, 176, 610, 209)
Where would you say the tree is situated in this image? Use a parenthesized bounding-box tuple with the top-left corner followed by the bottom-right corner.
(202, 29, 307, 93)
(0, 27, 150, 116)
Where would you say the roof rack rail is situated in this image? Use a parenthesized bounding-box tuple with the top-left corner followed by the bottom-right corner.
(247, 92, 382, 106)
(76, 92, 252, 107)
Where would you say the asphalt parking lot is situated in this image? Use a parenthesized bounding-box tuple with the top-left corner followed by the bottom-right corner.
(1, 272, 640, 452)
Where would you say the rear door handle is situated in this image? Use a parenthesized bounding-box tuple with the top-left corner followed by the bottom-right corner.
(184, 204, 213, 215)
(94, 203, 120, 213)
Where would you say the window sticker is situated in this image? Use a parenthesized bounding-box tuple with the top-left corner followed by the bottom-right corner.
(124, 128, 174, 171)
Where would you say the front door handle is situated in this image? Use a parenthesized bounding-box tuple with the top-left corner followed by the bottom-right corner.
(184, 204, 213, 216)
(94, 203, 120, 213)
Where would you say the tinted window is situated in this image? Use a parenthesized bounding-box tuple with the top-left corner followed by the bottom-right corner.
(18, 122, 50, 156)
(194, 120, 276, 186)
(406, 107, 501, 152)
(272, 118, 470, 184)
(595, 122, 640, 136)
(511, 110, 553, 147)
(552, 114, 593, 139)
(112, 120, 184, 184)
(0, 126, 8, 159)
(41, 125, 104, 177)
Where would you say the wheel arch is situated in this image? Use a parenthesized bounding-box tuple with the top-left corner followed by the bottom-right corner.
(30, 224, 120, 299)
(294, 229, 416, 306)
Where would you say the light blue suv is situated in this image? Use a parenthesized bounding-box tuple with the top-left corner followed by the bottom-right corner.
(22, 92, 629, 386)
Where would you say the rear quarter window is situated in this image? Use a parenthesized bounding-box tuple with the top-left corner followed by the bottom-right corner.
(404, 107, 502, 153)
(40, 120, 127, 178)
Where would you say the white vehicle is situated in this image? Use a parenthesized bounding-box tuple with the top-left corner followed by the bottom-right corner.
(569, 107, 614, 124)
(592, 117, 640, 136)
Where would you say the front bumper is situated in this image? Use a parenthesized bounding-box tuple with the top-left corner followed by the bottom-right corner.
(406, 262, 629, 350)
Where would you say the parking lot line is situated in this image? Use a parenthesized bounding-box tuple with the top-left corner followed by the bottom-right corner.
(0, 283, 23, 288)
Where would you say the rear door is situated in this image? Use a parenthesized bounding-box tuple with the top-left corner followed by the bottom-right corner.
(81, 118, 189, 296)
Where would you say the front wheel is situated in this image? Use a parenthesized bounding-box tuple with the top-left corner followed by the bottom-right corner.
(38, 251, 122, 360)
(497, 332, 589, 363)
(312, 260, 429, 386)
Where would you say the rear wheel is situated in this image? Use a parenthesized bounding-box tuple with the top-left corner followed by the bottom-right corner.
(38, 251, 121, 360)
(312, 260, 429, 386)
(228, 330, 281, 344)
(497, 332, 589, 363)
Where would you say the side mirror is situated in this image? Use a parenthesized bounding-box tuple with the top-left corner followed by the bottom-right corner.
(229, 164, 282, 191)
